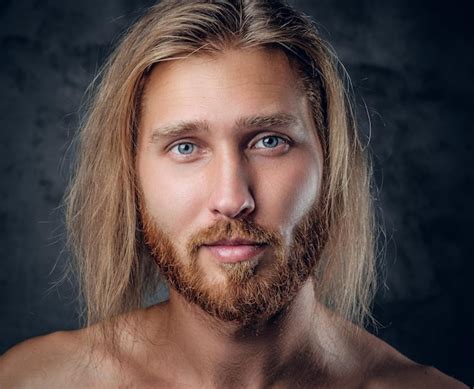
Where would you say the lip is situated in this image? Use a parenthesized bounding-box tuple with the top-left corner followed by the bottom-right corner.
(203, 243, 267, 263)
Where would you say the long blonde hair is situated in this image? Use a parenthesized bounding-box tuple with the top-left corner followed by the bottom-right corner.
(65, 0, 377, 341)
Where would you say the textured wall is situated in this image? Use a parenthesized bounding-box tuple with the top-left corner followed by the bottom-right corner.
(0, 0, 472, 384)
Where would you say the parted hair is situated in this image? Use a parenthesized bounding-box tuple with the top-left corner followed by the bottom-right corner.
(65, 0, 377, 344)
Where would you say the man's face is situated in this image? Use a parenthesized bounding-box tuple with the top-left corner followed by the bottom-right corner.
(137, 48, 326, 325)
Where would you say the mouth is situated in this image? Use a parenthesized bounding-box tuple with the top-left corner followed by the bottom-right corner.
(202, 239, 268, 263)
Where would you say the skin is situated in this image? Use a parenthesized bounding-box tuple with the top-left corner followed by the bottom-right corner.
(0, 49, 467, 388)
(136, 47, 327, 326)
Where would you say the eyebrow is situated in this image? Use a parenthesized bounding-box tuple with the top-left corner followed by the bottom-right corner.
(150, 120, 209, 142)
(149, 112, 298, 143)
(234, 112, 298, 131)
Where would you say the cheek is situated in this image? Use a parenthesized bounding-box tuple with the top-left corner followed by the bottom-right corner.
(256, 151, 321, 237)
(138, 157, 204, 237)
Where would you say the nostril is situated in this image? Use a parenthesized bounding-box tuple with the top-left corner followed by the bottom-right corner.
(210, 193, 255, 219)
(236, 199, 255, 218)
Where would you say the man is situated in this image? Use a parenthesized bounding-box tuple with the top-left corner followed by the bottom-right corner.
(0, 0, 466, 387)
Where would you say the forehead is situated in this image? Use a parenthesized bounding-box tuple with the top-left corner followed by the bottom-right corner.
(139, 48, 310, 137)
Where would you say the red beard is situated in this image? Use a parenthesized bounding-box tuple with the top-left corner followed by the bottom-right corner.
(140, 202, 327, 326)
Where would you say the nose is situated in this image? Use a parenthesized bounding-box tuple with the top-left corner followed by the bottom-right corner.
(207, 151, 255, 219)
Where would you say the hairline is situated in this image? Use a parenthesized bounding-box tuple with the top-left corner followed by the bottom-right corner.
(135, 44, 323, 151)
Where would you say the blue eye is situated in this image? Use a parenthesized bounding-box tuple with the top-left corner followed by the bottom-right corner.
(171, 142, 195, 155)
(254, 136, 288, 149)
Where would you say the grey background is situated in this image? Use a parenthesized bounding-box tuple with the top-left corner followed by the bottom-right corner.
(0, 0, 472, 384)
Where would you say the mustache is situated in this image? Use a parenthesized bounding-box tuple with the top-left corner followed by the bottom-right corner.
(186, 218, 284, 258)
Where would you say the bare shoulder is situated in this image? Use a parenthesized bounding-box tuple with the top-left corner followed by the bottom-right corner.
(367, 359, 468, 388)
(0, 329, 95, 388)
(363, 338, 468, 388)
(0, 308, 171, 388)
(334, 318, 467, 389)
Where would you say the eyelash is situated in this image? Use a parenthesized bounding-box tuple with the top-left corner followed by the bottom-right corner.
(168, 135, 291, 158)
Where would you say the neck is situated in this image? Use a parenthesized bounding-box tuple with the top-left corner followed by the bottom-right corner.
(146, 278, 332, 387)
